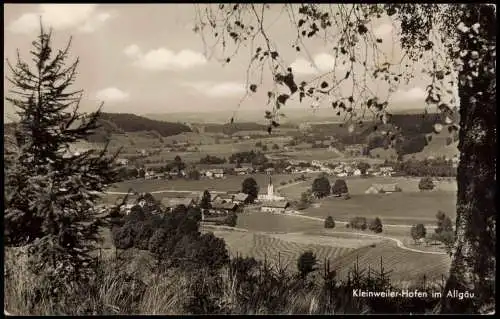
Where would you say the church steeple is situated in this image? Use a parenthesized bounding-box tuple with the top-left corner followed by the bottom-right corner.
(267, 175, 274, 197)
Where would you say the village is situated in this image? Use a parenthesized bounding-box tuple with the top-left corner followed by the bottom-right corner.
(104, 156, 415, 227)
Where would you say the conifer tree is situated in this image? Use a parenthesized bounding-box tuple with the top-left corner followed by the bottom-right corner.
(4, 22, 121, 294)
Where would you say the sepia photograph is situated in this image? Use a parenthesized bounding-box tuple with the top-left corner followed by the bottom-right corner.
(3, 3, 496, 315)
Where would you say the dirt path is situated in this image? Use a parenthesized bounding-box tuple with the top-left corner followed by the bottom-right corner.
(283, 212, 438, 229)
(279, 213, 446, 255)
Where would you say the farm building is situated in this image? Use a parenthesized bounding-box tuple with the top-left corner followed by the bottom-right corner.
(261, 201, 290, 214)
(344, 144, 365, 157)
(211, 202, 239, 213)
(161, 197, 195, 210)
(212, 194, 234, 204)
(116, 158, 129, 166)
(232, 192, 250, 204)
(365, 183, 402, 194)
(234, 167, 253, 175)
(205, 168, 225, 179)
(379, 166, 394, 176)
(265, 167, 275, 175)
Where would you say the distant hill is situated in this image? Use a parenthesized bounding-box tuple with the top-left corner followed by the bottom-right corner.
(4, 113, 192, 145)
(199, 122, 296, 135)
(98, 113, 191, 136)
(142, 102, 432, 125)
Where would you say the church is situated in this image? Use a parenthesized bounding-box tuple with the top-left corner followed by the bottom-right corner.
(258, 176, 285, 202)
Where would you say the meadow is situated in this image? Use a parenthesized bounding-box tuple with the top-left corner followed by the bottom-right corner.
(109, 173, 311, 194)
(210, 228, 451, 287)
(282, 149, 342, 161)
(279, 176, 457, 200)
(235, 211, 447, 253)
(304, 192, 457, 225)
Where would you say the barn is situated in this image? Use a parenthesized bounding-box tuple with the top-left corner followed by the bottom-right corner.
(365, 183, 402, 194)
(232, 192, 250, 204)
(261, 201, 290, 214)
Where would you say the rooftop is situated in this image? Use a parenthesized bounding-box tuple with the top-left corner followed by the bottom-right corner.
(261, 201, 290, 209)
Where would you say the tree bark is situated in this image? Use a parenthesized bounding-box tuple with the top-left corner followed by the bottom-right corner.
(440, 4, 496, 314)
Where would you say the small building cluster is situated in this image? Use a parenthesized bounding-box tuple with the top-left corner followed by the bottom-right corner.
(365, 183, 402, 194)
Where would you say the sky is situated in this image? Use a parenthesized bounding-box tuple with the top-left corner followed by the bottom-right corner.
(3, 4, 447, 122)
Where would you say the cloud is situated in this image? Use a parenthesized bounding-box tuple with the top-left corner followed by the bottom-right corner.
(182, 81, 245, 97)
(124, 45, 207, 71)
(289, 58, 317, 75)
(123, 44, 141, 58)
(391, 87, 426, 103)
(290, 53, 344, 75)
(96, 87, 130, 103)
(9, 4, 113, 34)
(373, 23, 393, 38)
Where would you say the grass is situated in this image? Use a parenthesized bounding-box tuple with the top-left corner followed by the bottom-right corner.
(110, 173, 309, 194)
(236, 211, 447, 253)
(211, 228, 450, 287)
(210, 229, 357, 272)
(237, 211, 324, 233)
(283, 149, 342, 161)
(304, 192, 457, 225)
(280, 176, 457, 200)
(331, 241, 451, 287)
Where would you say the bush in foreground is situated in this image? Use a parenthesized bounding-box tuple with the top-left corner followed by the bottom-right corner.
(4, 247, 444, 315)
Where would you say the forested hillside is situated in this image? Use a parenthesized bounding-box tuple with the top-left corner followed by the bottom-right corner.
(5, 113, 192, 144)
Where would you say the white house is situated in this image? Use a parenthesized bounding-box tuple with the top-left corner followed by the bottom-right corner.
(206, 168, 225, 179)
(379, 167, 394, 176)
(261, 201, 290, 214)
(232, 192, 250, 204)
(116, 158, 129, 166)
(234, 167, 253, 175)
(365, 183, 402, 194)
(352, 169, 362, 176)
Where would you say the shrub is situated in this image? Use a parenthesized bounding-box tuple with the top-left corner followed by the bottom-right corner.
(297, 250, 318, 279)
(148, 228, 174, 266)
(435, 211, 453, 234)
(224, 213, 238, 227)
(133, 221, 156, 250)
(312, 176, 331, 198)
(112, 223, 136, 250)
(418, 177, 435, 191)
(324, 216, 336, 229)
(349, 217, 367, 231)
(410, 224, 427, 244)
(241, 177, 259, 203)
(332, 179, 349, 196)
(369, 217, 383, 233)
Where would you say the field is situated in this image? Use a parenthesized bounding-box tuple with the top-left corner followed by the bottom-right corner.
(282, 149, 342, 161)
(237, 211, 324, 233)
(279, 176, 457, 200)
(236, 211, 448, 253)
(211, 228, 451, 286)
(109, 173, 312, 194)
(304, 192, 456, 225)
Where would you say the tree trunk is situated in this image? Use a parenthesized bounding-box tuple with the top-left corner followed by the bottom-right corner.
(440, 4, 496, 314)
